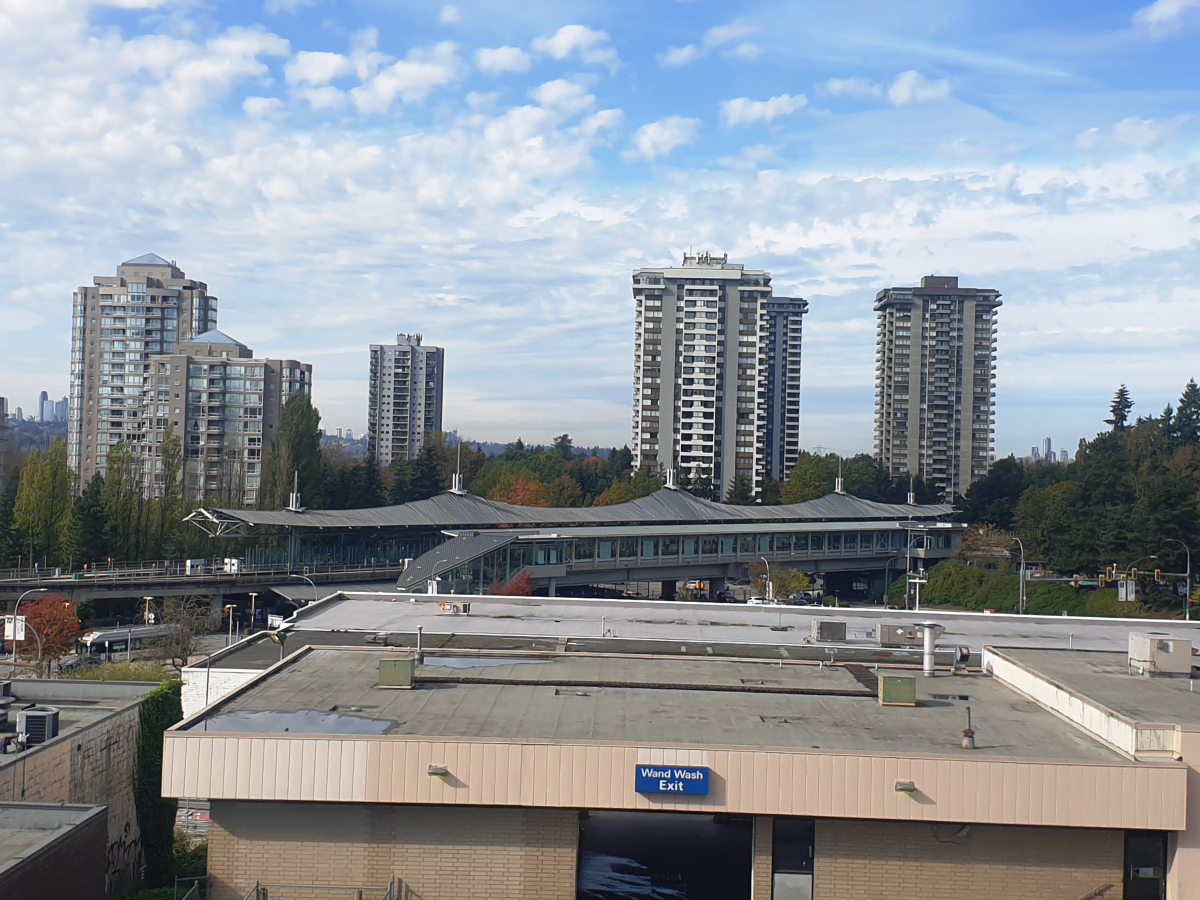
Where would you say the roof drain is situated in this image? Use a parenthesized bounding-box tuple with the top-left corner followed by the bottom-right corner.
(961, 706, 976, 750)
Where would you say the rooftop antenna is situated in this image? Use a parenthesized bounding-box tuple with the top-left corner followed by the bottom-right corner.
(451, 441, 466, 494)
(907, 475, 916, 506)
(834, 457, 845, 494)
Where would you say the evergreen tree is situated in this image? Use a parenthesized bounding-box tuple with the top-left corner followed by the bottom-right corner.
(725, 473, 754, 505)
(1105, 385, 1133, 431)
(759, 479, 782, 506)
(954, 456, 1028, 530)
(0, 479, 17, 568)
(1176, 379, 1200, 444)
(552, 433, 574, 460)
(409, 446, 446, 501)
(66, 475, 109, 565)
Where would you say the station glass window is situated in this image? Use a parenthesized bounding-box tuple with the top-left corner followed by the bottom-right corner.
(597, 540, 615, 561)
(641, 538, 659, 559)
(774, 534, 792, 552)
(809, 534, 823, 550)
(739, 535, 755, 554)
(720, 536, 736, 555)
(757, 535, 773, 553)
(682, 537, 699, 557)
(843, 533, 857, 550)
(619, 539, 638, 559)
(662, 536, 679, 556)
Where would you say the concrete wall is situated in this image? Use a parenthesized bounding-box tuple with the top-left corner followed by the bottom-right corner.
(0, 701, 143, 897)
(0, 805, 108, 900)
(814, 818, 1124, 900)
(207, 800, 578, 900)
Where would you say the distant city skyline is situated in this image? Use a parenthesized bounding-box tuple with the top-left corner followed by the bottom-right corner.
(3, 1, 1200, 459)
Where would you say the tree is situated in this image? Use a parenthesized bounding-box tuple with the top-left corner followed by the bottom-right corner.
(409, 446, 446, 500)
(595, 470, 661, 506)
(66, 475, 109, 565)
(1106, 385, 1133, 431)
(488, 470, 549, 506)
(955, 524, 1015, 571)
(259, 393, 324, 509)
(954, 457, 1028, 530)
(1176, 379, 1200, 444)
(0, 478, 19, 568)
(725, 473, 754, 505)
(782, 453, 831, 504)
(748, 561, 811, 599)
(159, 595, 214, 671)
(12, 438, 73, 566)
(488, 569, 535, 595)
(552, 433, 574, 460)
(759, 479, 782, 506)
(16, 593, 82, 663)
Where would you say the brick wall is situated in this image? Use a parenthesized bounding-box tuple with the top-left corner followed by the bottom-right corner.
(208, 801, 579, 900)
(751, 816, 772, 900)
(814, 818, 1124, 900)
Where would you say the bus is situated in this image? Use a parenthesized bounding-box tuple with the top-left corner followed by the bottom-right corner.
(75, 624, 179, 662)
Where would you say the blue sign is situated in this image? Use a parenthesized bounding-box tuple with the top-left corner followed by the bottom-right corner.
(635, 765, 710, 795)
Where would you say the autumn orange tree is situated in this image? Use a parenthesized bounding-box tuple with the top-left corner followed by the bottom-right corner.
(488, 471, 549, 507)
(17, 593, 82, 660)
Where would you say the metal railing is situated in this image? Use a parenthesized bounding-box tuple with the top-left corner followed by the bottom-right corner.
(176, 875, 209, 900)
(0, 559, 406, 588)
(243, 882, 395, 900)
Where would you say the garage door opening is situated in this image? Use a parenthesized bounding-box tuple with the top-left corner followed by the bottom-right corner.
(577, 810, 753, 900)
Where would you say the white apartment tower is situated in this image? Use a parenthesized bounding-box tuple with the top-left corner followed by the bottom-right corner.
(69, 254, 217, 483)
(367, 334, 445, 467)
(632, 253, 807, 499)
(874, 275, 1000, 500)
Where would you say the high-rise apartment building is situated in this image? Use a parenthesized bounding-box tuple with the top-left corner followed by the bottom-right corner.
(367, 334, 444, 467)
(632, 252, 807, 499)
(140, 331, 311, 506)
(874, 275, 1000, 500)
(69, 254, 217, 483)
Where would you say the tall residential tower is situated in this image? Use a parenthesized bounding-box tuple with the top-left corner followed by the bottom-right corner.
(632, 253, 807, 499)
(874, 275, 1000, 500)
(367, 334, 445, 467)
(69, 254, 217, 484)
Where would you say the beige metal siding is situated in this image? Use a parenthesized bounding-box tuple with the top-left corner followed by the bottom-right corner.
(163, 734, 1186, 830)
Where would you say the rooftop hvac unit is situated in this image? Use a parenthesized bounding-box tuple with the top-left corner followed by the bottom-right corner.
(18, 707, 60, 745)
(878, 675, 917, 707)
(877, 623, 945, 648)
(1129, 633, 1193, 677)
(379, 657, 415, 689)
(810, 620, 847, 643)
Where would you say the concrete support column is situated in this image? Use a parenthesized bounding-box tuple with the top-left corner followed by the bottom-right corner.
(751, 816, 773, 900)
(660, 580, 676, 601)
(708, 577, 726, 602)
(548, 578, 556, 598)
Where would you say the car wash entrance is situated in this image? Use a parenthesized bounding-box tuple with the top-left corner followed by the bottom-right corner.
(577, 811, 753, 900)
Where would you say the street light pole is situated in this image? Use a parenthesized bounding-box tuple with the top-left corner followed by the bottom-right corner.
(759, 557, 774, 602)
(9, 588, 48, 662)
(1164, 540, 1191, 620)
(1012, 538, 1026, 615)
(289, 574, 318, 606)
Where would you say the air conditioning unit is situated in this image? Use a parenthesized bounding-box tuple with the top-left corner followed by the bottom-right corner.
(18, 707, 60, 745)
(378, 657, 415, 689)
(1129, 633, 1193, 676)
(878, 623, 944, 648)
(878, 675, 917, 706)
(810, 620, 847, 643)
(437, 601, 471, 616)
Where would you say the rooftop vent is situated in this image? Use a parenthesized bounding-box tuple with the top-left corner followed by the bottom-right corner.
(378, 657, 415, 689)
(18, 707, 60, 745)
(1129, 633, 1193, 677)
(878, 675, 917, 707)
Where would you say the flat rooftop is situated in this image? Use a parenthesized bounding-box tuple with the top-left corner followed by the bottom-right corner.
(0, 803, 106, 870)
(187, 645, 1126, 762)
(275, 592, 1200, 655)
(1000, 647, 1200, 726)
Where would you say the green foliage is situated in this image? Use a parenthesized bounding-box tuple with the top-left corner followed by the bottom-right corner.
(12, 437, 73, 566)
(0, 478, 17, 568)
(1085, 589, 1154, 618)
(724, 473, 754, 505)
(466, 438, 640, 508)
(66, 660, 172, 681)
(259, 392, 325, 509)
(782, 452, 940, 505)
(955, 457, 1032, 530)
(67, 475, 109, 564)
(1106, 384, 1134, 430)
(173, 838, 207, 879)
(135, 680, 183, 887)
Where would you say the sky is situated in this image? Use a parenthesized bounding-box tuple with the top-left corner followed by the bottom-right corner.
(2, 0, 1200, 459)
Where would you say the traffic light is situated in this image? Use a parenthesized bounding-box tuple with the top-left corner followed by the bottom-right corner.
(1098, 576, 1107, 588)
(1071, 575, 1081, 588)
(1155, 569, 1163, 583)
(1106, 566, 1115, 581)
(1131, 568, 1138, 581)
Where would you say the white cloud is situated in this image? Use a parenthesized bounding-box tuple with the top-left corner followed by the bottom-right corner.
(657, 45, 700, 68)
(265, 0, 315, 13)
(285, 50, 352, 86)
(721, 93, 807, 126)
(820, 77, 882, 98)
(439, 5, 461, 23)
(726, 43, 761, 61)
(624, 116, 701, 160)
(349, 42, 466, 113)
(529, 80, 595, 115)
(658, 20, 758, 67)
(1076, 116, 1186, 152)
(1133, 0, 1200, 31)
(887, 70, 951, 105)
(702, 21, 757, 48)
(243, 96, 283, 116)
(475, 45, 532, 76)
(531, 25, 618, 70)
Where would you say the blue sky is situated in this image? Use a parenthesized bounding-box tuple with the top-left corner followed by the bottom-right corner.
(3, 0, 1200, 459)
